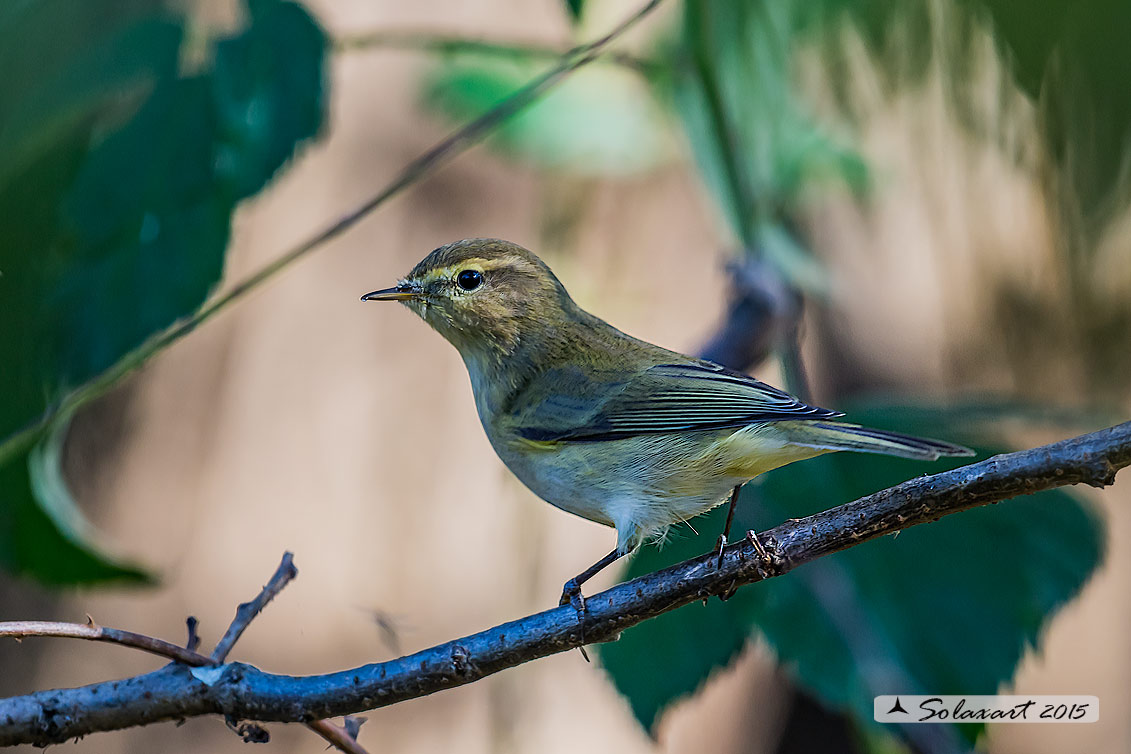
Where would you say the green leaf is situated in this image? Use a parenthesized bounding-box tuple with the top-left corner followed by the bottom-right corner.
(58, 77, 232, 381)
(0, 6, 183, 190)
(423, 56, 672, 176)
(600, 408, 1104, 743)
(0, 423, 150, 586)
(784, 0, 1131, 243)
(0, 0, 326, 584)
(664, 0, 870, 261)
(599, 584, 756, 732)
(969, 0, 1131, 240)
(212, 0, 327, 197)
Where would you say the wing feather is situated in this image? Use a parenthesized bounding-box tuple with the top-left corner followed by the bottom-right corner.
(514, 362, 841, 442)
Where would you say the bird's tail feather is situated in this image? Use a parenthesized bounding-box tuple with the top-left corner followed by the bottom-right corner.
(785, 421, 974, 461)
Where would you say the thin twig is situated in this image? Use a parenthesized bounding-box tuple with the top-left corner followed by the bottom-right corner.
(307, 718, 368, 754)
(0, 0, 665, 464)
(212, 552, 297, 663)
(0, 619, 210, 667)
(185, 616, 201, 652)
(0, 558, 371, 754)
(1, 421, 1127, 747)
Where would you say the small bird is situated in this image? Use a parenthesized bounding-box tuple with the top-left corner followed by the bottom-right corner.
(363, 239, 973, 607)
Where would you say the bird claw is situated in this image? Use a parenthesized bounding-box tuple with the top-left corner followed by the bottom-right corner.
(715, 533, 728, 568)
(560, 579, 590, 659)
(745, 529, 778, 580)
(746, 529, 768, 560)
(559, 578, 586, 613)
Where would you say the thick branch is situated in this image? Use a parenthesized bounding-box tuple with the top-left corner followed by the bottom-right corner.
(1, 421, 1128, 747)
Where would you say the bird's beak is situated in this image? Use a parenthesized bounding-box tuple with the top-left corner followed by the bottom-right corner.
(361, 283, 421, 302)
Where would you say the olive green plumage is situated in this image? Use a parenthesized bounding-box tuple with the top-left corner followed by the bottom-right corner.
(363, 238, 973, 559)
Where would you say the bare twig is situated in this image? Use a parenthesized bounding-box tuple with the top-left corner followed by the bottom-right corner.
(0, 0, 665, 463)
(0, 557, 371, 754)
(212, 552, 297, 663)
(185, 617, 201, 652)
(1, 421, 1127, 748)
(308, 718, 368, 754)
(0, 619, 210, 667)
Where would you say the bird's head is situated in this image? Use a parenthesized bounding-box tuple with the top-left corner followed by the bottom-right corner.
(362, 238, 575, 362)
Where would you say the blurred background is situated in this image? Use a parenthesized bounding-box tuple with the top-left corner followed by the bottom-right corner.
(2, 0, 1130, 752)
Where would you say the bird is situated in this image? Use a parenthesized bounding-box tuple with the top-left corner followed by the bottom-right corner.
(362, 238, 973, 607)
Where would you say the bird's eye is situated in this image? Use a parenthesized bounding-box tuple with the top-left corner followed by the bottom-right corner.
(456, 269, 483, 291)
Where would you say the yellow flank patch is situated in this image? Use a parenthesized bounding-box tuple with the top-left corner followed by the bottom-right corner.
(514, 436, 560, 452)
(713, 426, 827, 478)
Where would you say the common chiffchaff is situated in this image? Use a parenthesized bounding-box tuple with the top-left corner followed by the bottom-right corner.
(363, 239, 972, 606)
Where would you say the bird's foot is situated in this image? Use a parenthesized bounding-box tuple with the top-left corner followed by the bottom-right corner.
(715, 533, 728, 569)
(560, 579, 591, 661)
(559, 578, 586, 614)
(746, 528, 768, 560)
(746, 529, 779, 580)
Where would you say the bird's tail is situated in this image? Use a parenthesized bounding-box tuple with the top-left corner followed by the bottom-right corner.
(784, 421, 975, 461)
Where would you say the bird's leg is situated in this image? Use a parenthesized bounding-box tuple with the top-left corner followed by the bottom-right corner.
(560, 548, 623, 612)
(715, 485, 743, 568)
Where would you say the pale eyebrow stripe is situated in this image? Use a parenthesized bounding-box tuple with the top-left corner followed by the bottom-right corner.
(419, 255, 534, 282)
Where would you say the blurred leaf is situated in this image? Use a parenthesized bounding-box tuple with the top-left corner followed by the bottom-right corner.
(564, 0, 584, 25)
(790, 0, 1131, 242)
(599, 581, 756, 732)
(423, 55, 671, 175)
(970, 0, 1131, 241)
(600, 407, 1103, 743)
(795, 0, 939, 110)
(0, 0, 326, 584)
(756, 221, 830, 294)
(0, 423, 149, 586)
(661, 0, 866, 284)
(0, 12, 182, 190)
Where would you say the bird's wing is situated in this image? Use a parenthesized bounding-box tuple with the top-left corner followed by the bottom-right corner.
(513, 361, 842, 442)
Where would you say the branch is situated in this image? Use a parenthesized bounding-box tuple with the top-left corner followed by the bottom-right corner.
(306, 718, 368, 754)
(212, 553, 297, 663)
(0, 619, 210, 668)
(0, 554, 367, 753)
(1, 421, 1127, 747)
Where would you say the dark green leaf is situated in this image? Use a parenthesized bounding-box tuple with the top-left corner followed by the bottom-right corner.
(600, 408, 1103, 744)
(212, 0, 327, 197)
(0, 425, 150, 586)
(58, 77, 231, 381)
(0, 0, 326, 584)
(0, 4, 183, 189)
(968, 0, 1131, 239)
(599, 584, 757, 732)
